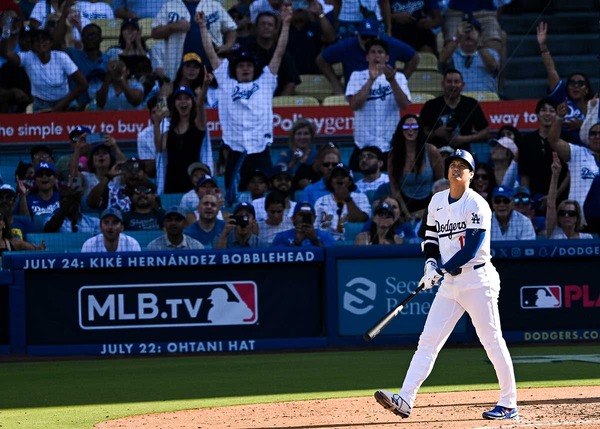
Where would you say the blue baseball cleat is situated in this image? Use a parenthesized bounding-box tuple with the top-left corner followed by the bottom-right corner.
(482, 405, 519, 420)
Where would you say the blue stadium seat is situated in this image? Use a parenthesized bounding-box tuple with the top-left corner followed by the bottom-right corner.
(27, 232, 93, 253)
(159, 193, 185, 209)
(124, 230, 163, 248)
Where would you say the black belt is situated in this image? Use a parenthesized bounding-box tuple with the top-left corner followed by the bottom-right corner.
(449, 263, 485, 276)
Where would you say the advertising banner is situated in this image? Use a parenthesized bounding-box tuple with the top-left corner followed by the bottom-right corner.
(0, 100, 538, 144)
(6, 249, 324, 355)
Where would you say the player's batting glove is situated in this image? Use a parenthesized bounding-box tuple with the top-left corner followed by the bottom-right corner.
(420, 267, 444, 290)
(424, 258, 438, 275)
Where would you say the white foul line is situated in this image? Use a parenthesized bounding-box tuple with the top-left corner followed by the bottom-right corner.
(472, 420, 600, 429)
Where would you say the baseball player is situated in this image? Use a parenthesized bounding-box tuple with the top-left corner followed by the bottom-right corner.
(374, 149, 518, 421)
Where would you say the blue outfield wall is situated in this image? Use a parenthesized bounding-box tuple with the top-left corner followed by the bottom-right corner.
(1, 240, 599, 356)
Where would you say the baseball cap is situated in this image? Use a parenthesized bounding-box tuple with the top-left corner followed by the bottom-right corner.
(492, 186, 514, 199)
(513, 186, 531, 197)
(100, 207, 124, 222)
(248, 169, 269, 183)
(182, 52, 202, 65)
(121, 18, 140, 30)
(330, 163, 354, 179)
(229, 3, 250, 17)
(30, 144, 53, 159)
(69, 125, 92, 140)
(187, 162, 211, 178)
(89, 142, 112, 157)
(463, 16, 482, 32)
(269, 165, 292, 181)
(173, 85, 195, 99)
(489, 137, 518, 158)
(195, 175, 218, 189)
(164, 205, 187, 219)
(34, 161, 57, 175)
(374, 201, 395, 216)
(358, 18, 379, 37)
(0, 184, 16, 195)
(231, 50, 257, 68)
(292, 201, 315, 217)
(233, 201, 256, 217)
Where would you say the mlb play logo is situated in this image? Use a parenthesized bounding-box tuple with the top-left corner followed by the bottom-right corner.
(520, 286, 561, 309)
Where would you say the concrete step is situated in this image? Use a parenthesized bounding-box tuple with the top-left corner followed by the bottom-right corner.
(501, 77, 600, 101)
(503, 54, 600, 79)
(500, 12, 599, 34)
(507, 34, 599, 57)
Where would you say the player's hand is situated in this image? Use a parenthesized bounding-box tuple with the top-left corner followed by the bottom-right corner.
(423, 258, 438, 275)
(420, 267, 443, 290)
(550, 151, 561, 176)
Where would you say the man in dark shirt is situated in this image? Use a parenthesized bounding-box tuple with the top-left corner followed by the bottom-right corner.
(123, 180, 165, 231)
(419, 68, 489, 152)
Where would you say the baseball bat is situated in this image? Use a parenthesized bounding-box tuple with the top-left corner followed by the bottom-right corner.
(363, 284, 425, 342)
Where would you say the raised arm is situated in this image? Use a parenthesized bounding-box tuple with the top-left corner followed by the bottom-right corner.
(194, 69, 213, 130)
(547, 101, 572, 162)
(537, 21, 560, 90)
(196, 12, 221, 71)
(268, 6, 292, 75)
(545, 152, 561, 238)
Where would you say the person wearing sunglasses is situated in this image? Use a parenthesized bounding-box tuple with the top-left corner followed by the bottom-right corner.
(122, 180, 165, 231)
(300, 143, 341, 206)
(439, 17, 499, 94)
(512, 186, 545, 237)
(549, 102, 600, 232)
(490, 186, 536, 241)
(470, 162, 497, 207)
(545, 153, 593, 240)
(537, 21, 593, 146)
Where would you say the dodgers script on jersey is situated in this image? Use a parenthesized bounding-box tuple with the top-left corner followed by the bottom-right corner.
(427, 188, 492, 268)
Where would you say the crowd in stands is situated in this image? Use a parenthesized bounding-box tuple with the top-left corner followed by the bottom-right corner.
(0, 0, 598, 257)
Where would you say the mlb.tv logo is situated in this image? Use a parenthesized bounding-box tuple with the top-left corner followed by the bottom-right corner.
(520, 286, 561, 309)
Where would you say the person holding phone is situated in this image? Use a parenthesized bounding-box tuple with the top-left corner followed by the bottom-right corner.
(271, 201, 335, 247)
(214, 202, 259, 249)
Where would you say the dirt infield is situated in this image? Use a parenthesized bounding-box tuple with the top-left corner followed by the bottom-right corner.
(97, 386, 600, 429)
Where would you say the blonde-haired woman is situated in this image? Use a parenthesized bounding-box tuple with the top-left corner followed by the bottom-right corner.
(546, 152, 593, 239)
(277, 118, 318, 174)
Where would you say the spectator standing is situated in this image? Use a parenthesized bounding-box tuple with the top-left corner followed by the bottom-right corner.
(374, 114, 444, 216)
(78, 0, 115, 21)
(518, 98, 568, 203)
(114, 0, 166, 19)
(0, 28, 88, 112)
(104, 18, 151, 78)
(123, 180, 165, 231)
(333, 0, 391, 40)
(546, 153, 592, 240)
(489, 137, 519, 188)
(440, 17, 499, 93)
(43, 187, 100, 233)
(81, 207, 141, 252)
(154, 82, 212, 194)
(355, 146, 389, 194)
(184, 193, 226, 247)
(490, 186, 536, 241)
(442, 1, 503, 54)
(346, 38, 411, 170)
(287, 0, 336, 75)
(389, 0, 442, 54)
(147, 206, 205, 250)
(215, 202, 259, 248)
(198, 7, 291, 198)
(257, 190, 294, 246)
(314, 164, 370, 241)
(271, 201, 335, 246)
(316, 18, 418, 95)
(548, 103, 600, 232)
(419, 68, 489, 151)
(96, 56, 144, 110)
(537, 22, 592, 146)
(238, 10, 300, 96)
(250, 0, 284, 22)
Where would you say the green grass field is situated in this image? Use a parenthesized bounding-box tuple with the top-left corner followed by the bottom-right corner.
(0, 344, 598, 429)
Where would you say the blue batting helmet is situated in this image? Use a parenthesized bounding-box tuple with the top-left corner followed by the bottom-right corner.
(445, 149, 475, 172)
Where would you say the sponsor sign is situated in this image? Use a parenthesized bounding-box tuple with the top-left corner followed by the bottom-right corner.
(79, 281, 258, 330)
(0, 100, 538, 143)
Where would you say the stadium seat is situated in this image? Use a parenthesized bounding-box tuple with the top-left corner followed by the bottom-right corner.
(125, 230, 163, 248)
(273, 96, 320, 107)
(92, 18, 123, 40)
(410, 92, 436, 104)
(408, 71, 443, 96)
(27, 232, 93, 253)
(159, 193, 186, 209)
(295, 74, 334, 101)
(100, 39, 118, 53)
(462, 91, 501, 102)
(321, 95, 349, 106)
(417, 52, 439, 71)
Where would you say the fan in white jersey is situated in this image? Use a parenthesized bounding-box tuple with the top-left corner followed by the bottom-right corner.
(374, 149, 518, 422)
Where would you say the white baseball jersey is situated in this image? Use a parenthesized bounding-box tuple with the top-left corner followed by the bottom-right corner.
(346, 70, 410, 152)
(425, 188, 491, 269)
(356, 173, 389, 193)
(214, 59, 277, 154)
(567, 143, 599, 224)
(17, 51, 78, 101)
(314, 192, 371, 241)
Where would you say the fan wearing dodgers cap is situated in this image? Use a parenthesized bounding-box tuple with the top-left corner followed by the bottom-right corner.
(490, 185, 536, 241)
(271, 201, 335, 247)
(20, 162, 61, 220)
(375, 149, 519, 422)
(214, 202, 259, 249)
(252, 165, 297, 223)
(146, 206, 204, 250)
(81, 207, 141, 253)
